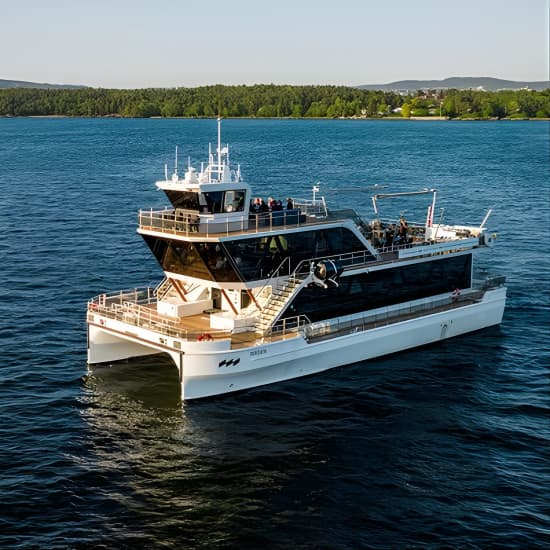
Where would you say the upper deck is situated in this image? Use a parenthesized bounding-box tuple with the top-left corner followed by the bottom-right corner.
(137, 203, 490, 266)
(137, 201, 351, 239)
(139, 122, 495, 275)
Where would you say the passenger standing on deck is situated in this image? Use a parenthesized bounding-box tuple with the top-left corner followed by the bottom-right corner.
(251, 197, 261, 213)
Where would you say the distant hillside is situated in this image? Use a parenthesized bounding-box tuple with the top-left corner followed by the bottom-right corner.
(0, 78, 86, 89)
(358, 77, 550, 92)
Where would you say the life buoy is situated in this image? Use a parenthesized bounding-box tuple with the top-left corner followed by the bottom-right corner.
(90, 302, 98, 311)
(197, 333, 214, 342)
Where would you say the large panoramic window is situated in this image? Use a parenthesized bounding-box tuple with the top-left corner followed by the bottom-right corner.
(222, 227, 369, 281)
(143, 236, 241, 282)
(282, 254, 472, 322)
(143, 227, 370, 283)
(144, 236, 214, 280)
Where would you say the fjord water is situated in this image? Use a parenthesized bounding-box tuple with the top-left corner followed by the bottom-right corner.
(0, 118, 548, 548)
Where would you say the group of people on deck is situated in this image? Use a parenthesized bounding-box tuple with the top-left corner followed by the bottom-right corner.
(250, 197, 294, 214)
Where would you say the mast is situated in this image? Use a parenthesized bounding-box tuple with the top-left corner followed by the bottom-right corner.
(430, 190, 437, 226)
(425, 189, 437, 235)
(217, 117, 222, 179)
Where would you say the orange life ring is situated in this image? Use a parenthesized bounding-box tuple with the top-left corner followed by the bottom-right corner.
(197, 333, 213, 342)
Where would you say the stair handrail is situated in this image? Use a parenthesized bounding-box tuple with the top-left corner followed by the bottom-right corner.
(256, 256, 292, 310)
(154, 277, 172, 300)
(256, 267, 314, 332)
(256, 248, 377, 329)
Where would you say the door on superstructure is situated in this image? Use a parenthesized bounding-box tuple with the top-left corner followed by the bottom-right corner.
(212, 288, 222, 310)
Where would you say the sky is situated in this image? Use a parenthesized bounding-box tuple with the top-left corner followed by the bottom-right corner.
(1, 0, 549, 88)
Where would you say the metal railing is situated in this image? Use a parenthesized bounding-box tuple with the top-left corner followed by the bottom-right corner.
(268, 315, 312, 336)
(303, 290, 485, 342)
(257, 249, 379, 328)
(87, 273, 503, 346)
(291, 248, 377, 280)
(89, 287, 157, 308)
(292, 197, 328, 217)
(138, 207, 353, 237)
(255, 256, 293, 310)
(88, 287, 305, 343)
(474, 275, 506, 290)
(87, 288, 231, 341)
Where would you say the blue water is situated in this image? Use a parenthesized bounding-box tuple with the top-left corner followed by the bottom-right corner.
(1, 118, 549, 548)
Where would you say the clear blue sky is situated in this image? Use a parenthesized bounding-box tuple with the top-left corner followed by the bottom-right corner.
(2, 0, 549, 88)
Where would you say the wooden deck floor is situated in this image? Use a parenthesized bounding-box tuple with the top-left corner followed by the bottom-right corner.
(139, 293, 482, 350)
(141, 305, 298, 349)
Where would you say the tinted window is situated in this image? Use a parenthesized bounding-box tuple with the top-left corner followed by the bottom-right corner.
(223, 227, 368, 281)
(203, 191, 224, 213)
(224, 190, 246, 212)
(283, 254, 472, 322)
(143, 236, 241, 282)
(143, 227, 369, 283)
(165, 190, 200, 210)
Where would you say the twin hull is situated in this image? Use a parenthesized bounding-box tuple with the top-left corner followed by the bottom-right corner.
(88, 288, 506, 400)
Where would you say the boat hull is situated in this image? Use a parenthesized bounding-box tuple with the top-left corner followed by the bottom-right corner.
(178, 287, 505, 399)
(87, 287, 505, 400)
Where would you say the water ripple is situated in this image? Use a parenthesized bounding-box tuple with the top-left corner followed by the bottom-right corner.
(0, 118, 548, 548)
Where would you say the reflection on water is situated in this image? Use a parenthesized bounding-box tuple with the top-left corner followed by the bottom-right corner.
(85, 355, 182, 410)
(76, 335, 522, 548)
(81, 356, 327, 547)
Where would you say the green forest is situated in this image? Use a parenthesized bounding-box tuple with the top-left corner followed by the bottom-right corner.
(1, 84, 549, 119)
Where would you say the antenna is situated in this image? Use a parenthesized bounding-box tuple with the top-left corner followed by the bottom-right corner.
(430, 190, 437, 227)
(433, 208, 445, 240)
(217, 117, 222, 177)
(480, 208, 493, 229)
(174, 145, 178, 176)
(164, 163, 168, 181)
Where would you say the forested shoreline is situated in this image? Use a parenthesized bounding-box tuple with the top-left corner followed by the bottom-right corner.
(1, 84, 549, 119)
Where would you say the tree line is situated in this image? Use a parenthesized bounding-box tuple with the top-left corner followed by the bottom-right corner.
(0, 84, 549, 119)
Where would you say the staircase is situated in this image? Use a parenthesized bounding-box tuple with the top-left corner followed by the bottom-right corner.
(256, 274, 307, 334)
(154, 277, 191, 302)
(154, 277, 173, 301)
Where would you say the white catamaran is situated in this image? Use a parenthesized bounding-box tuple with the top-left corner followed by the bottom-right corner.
(87, 120, 506, 401)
